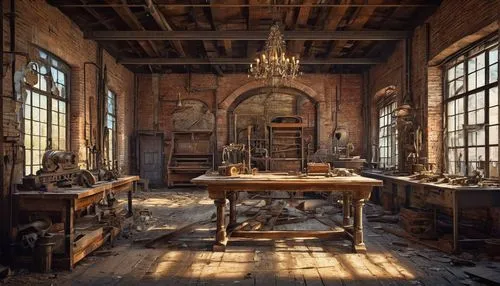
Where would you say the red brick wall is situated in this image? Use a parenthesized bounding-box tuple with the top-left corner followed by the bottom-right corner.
(136, 73, 365, 177)
(2, 0, 135, 189)
(368, 0, 499, 172)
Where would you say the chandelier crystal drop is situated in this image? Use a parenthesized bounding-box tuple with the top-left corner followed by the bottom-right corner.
(248, 23, 300, 86)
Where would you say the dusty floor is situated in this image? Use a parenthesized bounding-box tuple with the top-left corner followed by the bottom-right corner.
(2, 188, 500, 286)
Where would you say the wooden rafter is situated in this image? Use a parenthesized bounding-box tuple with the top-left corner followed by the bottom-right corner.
(107, 0, 160, 57)
(84, 30, 411, 40)
(288, 0, 314, 56)
(117, 57, 384, 65)
(80, 0, 141, 57)
(144, 0, 186, 57)
(327, 0, 385, 58)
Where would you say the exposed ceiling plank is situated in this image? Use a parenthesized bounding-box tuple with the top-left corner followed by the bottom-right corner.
(288, 0, 314, 56)
(191, 5, 223, 76)
(144, 0, 186, 57)
(107, 0, 160, 57)
(84, 30, 412, 40)
(327, 0, 385, 58)
(79, 0, 142, 57)
(117, 57, 384, 65)
(53, 3, 439, 8)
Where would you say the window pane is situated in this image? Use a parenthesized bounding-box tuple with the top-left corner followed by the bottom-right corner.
(40, 109, 47, 123)
(52, 99, 58, 112)
(489, 106, 498, 124)
(40, 95, 47, 109)
(24, 136, 31, 149)
(468, 73, 476, 91)
(477, 69, 486, 87)
(468, 94, 476, 110)
(457, 98, 464, 113)
(33, 92, 40, 107)
(456, 77, 465, 95)
(59, 114, 65, 126)
(33, 122, 40, 136)
(40, 137, 47, 150)
(59, 101, 66, 113)
(24, 119, 31, 135)
(33, 150, 40, 165)
(489, 63, 498, 83)
(456, 63, 464, 77)
(468, 58, 476, 72)
(52, 125, 58, 139)
(489, 146, 499, 178)
(490, 87, 498, 106)
(477, 53, 485, 69)
(448, 66, 455, 80)
(40, 123, 47, 137)
(489, 125, 498, 145)
(447, 101, 455, 115)
(490, 48, 498, 64)
(24, 105, 31, 119)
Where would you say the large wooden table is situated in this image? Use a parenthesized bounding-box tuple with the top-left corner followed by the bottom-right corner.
(13, 175, 140, 270)
(192, 173, 383, 252)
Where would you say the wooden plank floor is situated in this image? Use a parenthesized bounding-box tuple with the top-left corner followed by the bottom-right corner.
(5, 189, 497, 286)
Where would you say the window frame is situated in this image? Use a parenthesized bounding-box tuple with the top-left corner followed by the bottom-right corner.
(443, 36, 499, 177)
(377, 99, 398, 169)
(23, 47, 71, 175)
(105, 89, 118, 169)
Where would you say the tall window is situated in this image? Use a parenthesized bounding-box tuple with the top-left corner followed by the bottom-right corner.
(445, 37, 498, 177)
(378, 101, 398, 169)
(24, 49, 69, 175)
(105, 90, 117, 168)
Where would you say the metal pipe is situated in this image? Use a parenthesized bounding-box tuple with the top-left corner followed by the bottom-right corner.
(0, 0, 5, 249)
(9, 0, 15, 100)
(83, 62, 100, 169)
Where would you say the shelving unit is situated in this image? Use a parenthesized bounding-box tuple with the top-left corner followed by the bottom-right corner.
(167, 131, 214, 187)
(268, 122, 305, 171)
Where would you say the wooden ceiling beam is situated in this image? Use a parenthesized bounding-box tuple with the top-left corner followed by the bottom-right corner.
(144, 0, 186, 57)
(326, 0, 385, 58)
(107, 0, 160, 57)
(53, 3, 439, 8)
(117, 57, 384, 65)
(288, 0, 314, 56)
(80, 0, 142, 57)
(84, 30, 411, 40)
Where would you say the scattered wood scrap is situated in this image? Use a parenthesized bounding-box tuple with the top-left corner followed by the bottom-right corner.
(145, 219, 211, 249)
(464, 267, 500, 284)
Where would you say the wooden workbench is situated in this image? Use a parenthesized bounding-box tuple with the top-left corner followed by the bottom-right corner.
(362, 170, 500, 252)
(13, 175, 139, 270)
(191, 173, 382, 253)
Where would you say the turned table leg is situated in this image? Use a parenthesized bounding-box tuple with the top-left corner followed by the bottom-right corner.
(342, 193, 352, 227)
(213, 198, 228, 252)
(352, 197, 366, 253)
(227, 191, 238, 227)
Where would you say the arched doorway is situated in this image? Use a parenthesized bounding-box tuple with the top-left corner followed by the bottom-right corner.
(226, 86, 319, 170)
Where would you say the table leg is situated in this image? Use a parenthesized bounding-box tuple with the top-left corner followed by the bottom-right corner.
(213, 198, 228, 252)
(63, 199, 75, 270)
(128, 181, 137, 217)
(342, 193, 351, 226)
(453, 191, 459, 253)
(352, 197, 366, 253)
(227, 192, 238, 227)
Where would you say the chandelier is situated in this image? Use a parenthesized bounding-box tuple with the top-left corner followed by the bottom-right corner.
(248, 23, 300, 86)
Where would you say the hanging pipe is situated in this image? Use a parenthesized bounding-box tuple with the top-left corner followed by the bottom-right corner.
(83, 62, 100, 170)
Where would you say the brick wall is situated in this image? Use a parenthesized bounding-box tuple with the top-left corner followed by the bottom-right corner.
(136, 73, 364, 181)
(1, 0, 135, 191)
(368, 0, 499, 172)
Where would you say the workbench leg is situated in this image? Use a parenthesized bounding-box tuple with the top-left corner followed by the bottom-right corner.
(453, 192, 459, 253)
(352, 197, 366, 253)
(342, 193, 351, 226)
(213, 198, 228, 252)
(63, 199, 75, 270)
(227, 192, 238, 227)
(128, 181, 136, 217)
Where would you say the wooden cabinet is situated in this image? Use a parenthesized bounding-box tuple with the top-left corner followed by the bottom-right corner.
(167, 131, 214, 187)
(268, 122, 305, 171)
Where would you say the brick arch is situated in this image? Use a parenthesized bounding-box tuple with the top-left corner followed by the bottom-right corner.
(219, 80, 321, 111)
